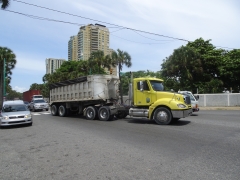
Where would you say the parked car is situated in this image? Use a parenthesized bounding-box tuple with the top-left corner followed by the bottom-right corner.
(0, 101, 32, 127)
(29, 99, 49, 112)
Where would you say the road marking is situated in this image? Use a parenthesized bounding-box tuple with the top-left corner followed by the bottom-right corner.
(31, 112, 51, 116)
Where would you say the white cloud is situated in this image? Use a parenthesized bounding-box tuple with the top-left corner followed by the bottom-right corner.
(13, 86, 28, 93)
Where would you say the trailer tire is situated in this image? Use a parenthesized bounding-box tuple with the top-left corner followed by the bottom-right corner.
(59, 105, 67, 117)
(153, 107, 172, 125)
(85, 106, 98, 120)
(98, 106, 113, 121)
(51, 105, 58, 116)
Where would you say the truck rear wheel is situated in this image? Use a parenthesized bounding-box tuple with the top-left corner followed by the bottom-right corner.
(98, 106, 114, 121)
(153, 107, 172, 125)
(85, 106, 98, 120)
(59, 105, 67, 117)
(51, 105, 58, 116)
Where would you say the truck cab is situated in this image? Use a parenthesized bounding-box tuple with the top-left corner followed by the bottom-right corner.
(128, 77, 192, 124)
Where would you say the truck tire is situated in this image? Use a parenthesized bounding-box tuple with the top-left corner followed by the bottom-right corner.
(98, 106, 114, 121)
(85, 106, 98, 120)
(153, 107, 172, 125)
(59, 105, 67, 117)
(51, 105, 58, 116)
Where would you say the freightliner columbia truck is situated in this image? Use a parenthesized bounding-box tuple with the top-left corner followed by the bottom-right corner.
(49, 74, 192, 125)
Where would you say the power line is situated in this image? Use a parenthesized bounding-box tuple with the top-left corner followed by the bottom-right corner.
(5, 0, 239, 49)
(4, 9, 86, 26)
(111, 34, 175, 45)
(12, 0, 190, 42)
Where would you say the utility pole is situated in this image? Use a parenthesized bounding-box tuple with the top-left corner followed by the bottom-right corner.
(3, 58, 6, 100)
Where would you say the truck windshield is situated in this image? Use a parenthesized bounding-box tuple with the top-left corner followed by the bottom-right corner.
(150, 80, 164, 91)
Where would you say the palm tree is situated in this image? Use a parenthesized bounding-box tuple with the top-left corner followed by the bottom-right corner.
(0, 46, 17, 106)
(1, 0, 10, 9)
(88, 50, 107, 73)
(111, 49, 132, 104)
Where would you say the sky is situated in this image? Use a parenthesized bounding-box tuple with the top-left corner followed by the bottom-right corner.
(1, 0, 240, 93)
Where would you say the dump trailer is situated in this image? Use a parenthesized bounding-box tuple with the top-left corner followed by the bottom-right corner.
(49, 74, 192, 125)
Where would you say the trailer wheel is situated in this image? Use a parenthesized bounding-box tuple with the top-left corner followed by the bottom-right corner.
(59, 105, 67, 117)
(51, 105, 58, 116)
(153, 107, 172, 125)
(98, 106, 114, 121)
(85, 106, 98, 120)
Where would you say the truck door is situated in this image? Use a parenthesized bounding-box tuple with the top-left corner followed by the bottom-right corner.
(134, 80, 152, 106)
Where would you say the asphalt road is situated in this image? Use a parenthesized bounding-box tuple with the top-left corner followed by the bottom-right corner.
(0, 110, 240, 180)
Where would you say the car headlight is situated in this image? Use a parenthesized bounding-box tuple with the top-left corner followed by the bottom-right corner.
(177, 104, 187, 108)
(25, 114, 32, 118)
(3, 116, 9, 120)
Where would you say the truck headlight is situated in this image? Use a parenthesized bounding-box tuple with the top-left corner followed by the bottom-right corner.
(177, 104, 187, 108)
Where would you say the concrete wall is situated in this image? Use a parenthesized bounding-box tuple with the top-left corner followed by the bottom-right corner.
(122, 93, 240, 107)
(196, 93, 240, 107)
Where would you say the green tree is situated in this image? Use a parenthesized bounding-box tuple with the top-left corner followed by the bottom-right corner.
(161, 45, 202, 92)
(111, 49, 132, 103)
(219, 49, 240, 92)
(89, 50, 111, 73)
(160, 38, 226, 93)
(0, 0, 10, 9)
(0, 47, 17, 106)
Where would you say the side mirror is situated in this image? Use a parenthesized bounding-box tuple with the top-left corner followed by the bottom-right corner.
(139, 81, 144, 91)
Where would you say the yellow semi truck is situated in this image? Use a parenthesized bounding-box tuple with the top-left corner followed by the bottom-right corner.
(49, 74, 192, 125)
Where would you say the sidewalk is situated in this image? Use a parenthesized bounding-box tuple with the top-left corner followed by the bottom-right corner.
(200, 106, 240, 110)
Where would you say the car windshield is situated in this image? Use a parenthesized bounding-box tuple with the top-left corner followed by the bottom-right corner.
(33, 96, 43, 98)
(149, 80, 164, 91)
(34, 99, 45, 103)
(186, 93, 196, 101)
(2, 104, 28, 112)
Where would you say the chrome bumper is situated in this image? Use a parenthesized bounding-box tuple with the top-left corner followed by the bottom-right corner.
(172, 108, 192, 118)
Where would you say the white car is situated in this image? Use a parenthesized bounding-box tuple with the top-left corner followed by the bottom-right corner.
(0, 101, 32, 127)
(178, 91, 199, 112)
(29, 99, 49, 112)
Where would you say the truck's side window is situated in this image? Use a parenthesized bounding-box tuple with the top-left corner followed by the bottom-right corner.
(137, 81, 149, 91)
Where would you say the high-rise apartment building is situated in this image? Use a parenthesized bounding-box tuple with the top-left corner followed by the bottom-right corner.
(77, 24, 110, 60)
(45, 58, 66, 74)
(68, 35, 78, 61)
(68, 24, 117, 76)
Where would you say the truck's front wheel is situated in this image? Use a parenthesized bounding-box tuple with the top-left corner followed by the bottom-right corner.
(153, 107, 172, 125)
